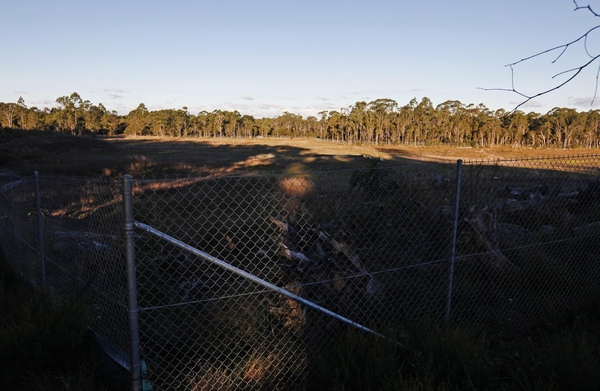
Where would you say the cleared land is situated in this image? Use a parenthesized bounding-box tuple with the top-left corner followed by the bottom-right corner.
(3, 130, 600, 390)
(1, 129, 597, 176)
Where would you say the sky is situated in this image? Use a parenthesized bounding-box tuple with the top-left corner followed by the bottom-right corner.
(1, 0, 600, 118)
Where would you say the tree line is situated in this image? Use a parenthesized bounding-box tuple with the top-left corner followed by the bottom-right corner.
(1, 92, 599, 148)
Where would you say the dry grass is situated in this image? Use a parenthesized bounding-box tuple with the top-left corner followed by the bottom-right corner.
(2, 129, 598, 177)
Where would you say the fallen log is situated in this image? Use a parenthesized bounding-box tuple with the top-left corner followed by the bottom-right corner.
(496, 184, 549, 200)
(464, 209, 517, 271)
(314, 229, 385, 297)
(269, 216, 384, 298)
(316, 229, 368, 276)
(572, 221, 600, 233)
(279, 243, 312, 264)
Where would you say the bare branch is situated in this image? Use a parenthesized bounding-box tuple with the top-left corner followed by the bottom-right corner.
(594, 60, 600, 105)
(482, 3, 600, 112)
(573, 0, 600, 17)
(584, 33, 595, 58)
(481, 54, 600, 113)
(553, 66, 583, 79)
(506, 25, 600, 67)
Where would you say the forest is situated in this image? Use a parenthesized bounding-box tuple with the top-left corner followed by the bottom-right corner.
(1, 92, 599, 148)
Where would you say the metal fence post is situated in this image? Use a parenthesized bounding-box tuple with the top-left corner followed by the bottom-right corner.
(122, 175, 142, 391)
(445, 159, 462, 324)
(34, 171, 45, 288)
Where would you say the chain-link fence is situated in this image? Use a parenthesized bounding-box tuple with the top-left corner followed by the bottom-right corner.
(0, 173, 132, 379)
(1, 154, 600, 390)
(457, 155, 600, 328)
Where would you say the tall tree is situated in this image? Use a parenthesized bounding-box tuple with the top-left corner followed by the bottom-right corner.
(125, 103, 150, 136)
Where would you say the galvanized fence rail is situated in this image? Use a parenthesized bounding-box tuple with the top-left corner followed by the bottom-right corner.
(1, 154, 600, 390)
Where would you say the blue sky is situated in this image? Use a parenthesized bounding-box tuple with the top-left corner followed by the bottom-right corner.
(1, 0, 599, 118)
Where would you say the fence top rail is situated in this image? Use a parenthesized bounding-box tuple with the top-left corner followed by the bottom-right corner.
(36, 174, 122, 183)
(133, 220, 406, 347)
(461, 153, 600, 165)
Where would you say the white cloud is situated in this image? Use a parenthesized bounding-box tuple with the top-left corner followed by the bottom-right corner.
(31, 99, 56, 108)
(509, 99, 544, 108)
(566, 96, 600, 108)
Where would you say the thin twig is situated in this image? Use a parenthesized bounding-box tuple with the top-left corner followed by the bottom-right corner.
(480, 3, 600, 113)
(573, 0, 600, 18)
(506, 25, 600, 68)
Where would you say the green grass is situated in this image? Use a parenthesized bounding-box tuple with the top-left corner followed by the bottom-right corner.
(0, 247, 127, 391)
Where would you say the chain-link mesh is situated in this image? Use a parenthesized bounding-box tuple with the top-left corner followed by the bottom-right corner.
(0, 174, 131, 372)
(131, 160, 456, 390)
(0, 174, 39, 287)
(2, 154, 600, 390)
(457, 155, 600, 329)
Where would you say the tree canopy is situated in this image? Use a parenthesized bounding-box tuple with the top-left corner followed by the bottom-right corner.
(2, 94, 600, 148)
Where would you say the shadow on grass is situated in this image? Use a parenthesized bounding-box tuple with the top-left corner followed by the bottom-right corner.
(0, 246, 128, 391)
(309, 306, 600, 391)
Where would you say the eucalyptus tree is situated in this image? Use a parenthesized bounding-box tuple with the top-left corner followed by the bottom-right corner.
(317, 111, 329, 139)
(149, 110, 173, 137)
(304, 115, 319, 138)
(273, 111, 302, 137)
(21, 106, 44, 130)
(473, 105, 503, 146)
(349, 101, 367, 143)
(435, 100, 475, 146)
(81, 101, 105, 133)
(172, 107, 190, 137)
(367, 98, 398, 144)
(222, 110, 241, 138)
(15, 97, 27, 129)
(507, 111, 530, 146)
(0, 102, 15, 128)
(125, 103, 150, 136)
(547, 107, 586, 148)
(212, 110, 226, 138)
(415, 97, 437, 145)
(240, 114, 256, 138)
(324, 110, 343, 141)
(435, 101, 456, 144)
(101, 109, 123, 135)
(581, 110, 600, 148)
(256, 117, 273, 137)
(536, 114, 554, 147)
(55, 92, 85, 134)
(193, 111, 210, 137)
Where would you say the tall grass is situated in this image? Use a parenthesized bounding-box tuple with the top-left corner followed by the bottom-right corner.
(0, 247, 127, 391)
(127, 160, 600, 388)
(310, 305, 600, 390)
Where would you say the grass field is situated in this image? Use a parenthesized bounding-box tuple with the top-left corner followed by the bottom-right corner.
(0, 246, 128, 391)
(2, 245, 600, 390)
(2, 129, 600, 390)
(2, 129, 597, 177)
